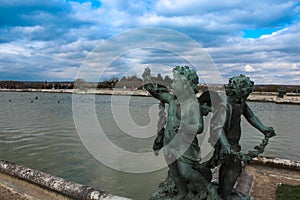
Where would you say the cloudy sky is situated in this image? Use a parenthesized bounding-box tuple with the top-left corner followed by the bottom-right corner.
(0, 0, 300, 84)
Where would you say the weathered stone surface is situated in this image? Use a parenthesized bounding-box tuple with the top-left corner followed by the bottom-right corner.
(252, 156, 300, 170)
(0, 160, 131, 200)
(0, 172, 68, 200)
(148, 177, 177, 200)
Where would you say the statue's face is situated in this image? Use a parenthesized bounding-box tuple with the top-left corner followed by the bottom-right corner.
(172, 71, 197, 97)
(231, 90, 250, 103)
(172, 74, 185, 94)
(227, 76, 254, 104)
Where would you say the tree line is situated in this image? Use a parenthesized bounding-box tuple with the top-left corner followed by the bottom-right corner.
(97, 74, 172, 89)
(0, 73, 173, 90)
(1, 76, 300, 93)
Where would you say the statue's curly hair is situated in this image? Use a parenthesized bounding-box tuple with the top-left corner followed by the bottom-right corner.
(173, 66, 199, 93)
(226, 74, 254, 97)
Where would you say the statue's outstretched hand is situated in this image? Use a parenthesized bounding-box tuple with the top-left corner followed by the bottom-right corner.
(200, 104, 212, 116)
(142, 68, 151, 83)
(263, 127, 276, 138)
(220, 143, 234, 158)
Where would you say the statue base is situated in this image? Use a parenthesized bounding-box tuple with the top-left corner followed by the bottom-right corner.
(149, 165, 254, 200)
(149, 181, 251, 200)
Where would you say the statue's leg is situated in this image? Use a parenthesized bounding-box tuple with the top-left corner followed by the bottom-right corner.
(218, 162, 226, 193)
(177, 160, 221, 200)
(169, 161, 187, 197)
(177, 160, 208, 194)
(192, 161, 213, 182)
(219, 155, 242, 199)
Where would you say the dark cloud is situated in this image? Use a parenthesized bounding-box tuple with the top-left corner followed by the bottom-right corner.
(0, 0, 71, 27)
(0, 0, 299, 84)
(0, 0, 95, 43)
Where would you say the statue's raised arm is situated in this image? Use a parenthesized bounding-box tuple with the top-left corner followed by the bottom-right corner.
(142, 68, 173, 103)
(142, 67, 152, 84)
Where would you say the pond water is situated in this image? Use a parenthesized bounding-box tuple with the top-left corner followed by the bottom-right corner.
(0, 92, 299, 199)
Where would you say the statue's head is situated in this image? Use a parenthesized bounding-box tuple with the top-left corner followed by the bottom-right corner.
(172, 66, 199, 93)
(225, 74, 254, 103)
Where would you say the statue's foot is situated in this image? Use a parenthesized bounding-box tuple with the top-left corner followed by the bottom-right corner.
(220, 192, 250, 200)
(206, 183, 222, 200)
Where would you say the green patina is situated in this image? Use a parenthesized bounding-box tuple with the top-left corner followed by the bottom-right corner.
(144, 68, 276, 200)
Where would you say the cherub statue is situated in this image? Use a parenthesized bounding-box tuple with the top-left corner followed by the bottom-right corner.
(143, 67, 219, 200)
(207, 75, 276, 199)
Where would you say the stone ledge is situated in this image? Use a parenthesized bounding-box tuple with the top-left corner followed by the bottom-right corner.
(0, 160, 131, 200)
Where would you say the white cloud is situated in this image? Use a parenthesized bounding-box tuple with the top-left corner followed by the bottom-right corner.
(244, 64, 255, 72)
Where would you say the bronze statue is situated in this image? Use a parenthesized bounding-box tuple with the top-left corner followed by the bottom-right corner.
(207, 74, 276, 199)
(145, 69, 275, 199)
(143, 67, 219, 200)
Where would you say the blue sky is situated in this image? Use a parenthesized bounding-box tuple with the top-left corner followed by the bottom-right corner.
(0, 0, 300, 84)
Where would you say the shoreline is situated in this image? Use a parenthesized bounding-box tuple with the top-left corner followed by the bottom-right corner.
(247, 92, 300, 105)
(1, 157, 299, 199)
(0, 88, 149, 97)
(1, 88, 300, 104)
(0, 160, 130, 200)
